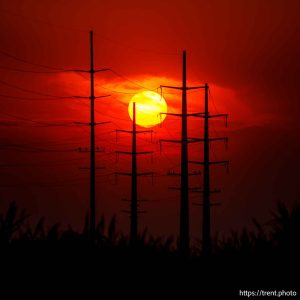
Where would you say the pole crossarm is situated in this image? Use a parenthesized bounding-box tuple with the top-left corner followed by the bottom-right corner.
(209, 113, 228, 119)
(79, 166, 105, 170)
(188, 137, 228, 144)
(115, 171, 154, 177)
(212, 113, 228, 127)
(160, 112, 183, 117)
(160, 85, 182, 90)
(135, 151, 153, 155)
(74, 121, 110, 126)
(160, 85, 205, 90)
(137, 172, 155, 176)
(94, 68, 111, 73)
(78, 147, 105, 153)
(115, 171, 131, 176)
(189, 160, 229, 166)
(168, 170, 201, 176)
(116, 129, 132, 134)
(116, 129, 153, 134)
(160, 139, 182, 144)
(116, 151, 153, 155)
(71, 68, 110, 73)
(94, 121, 111, 126)
(186, 86, 206, 90)
(116, 151, 133, 155)
(160, 112, 205, 118)
(194, 113, 228, 127)
(160, 137, 226, 146)
(187, 112, 205, 117)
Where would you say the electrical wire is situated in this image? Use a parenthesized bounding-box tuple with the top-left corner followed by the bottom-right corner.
(0, 49, 66, 71)
(0, 65, 71, 73)
(0, 9, 180, 56)
(0, 79, 72, 98)
(0, 93, 77, 101)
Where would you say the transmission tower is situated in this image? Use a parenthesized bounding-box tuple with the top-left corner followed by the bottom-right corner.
(115, 102, 154, 246)
(159, 51, 204, 255)
(76, 30, 110, 240)
(189, 83, 228, 256)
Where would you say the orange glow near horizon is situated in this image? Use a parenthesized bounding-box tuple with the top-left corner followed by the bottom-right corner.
(128, 91, 168, 128)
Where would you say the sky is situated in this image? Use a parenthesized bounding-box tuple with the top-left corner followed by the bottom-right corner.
(0, 0, 299, 241)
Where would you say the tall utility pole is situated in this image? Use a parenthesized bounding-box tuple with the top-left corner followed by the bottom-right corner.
(180, 51, 189, 255)
(77, 31, 110, 240)
(189, 83, 228, 256)
(131, 102, 138, 242)
(160, 51, 203, 255)
(203, 83, 211, 255)
(89, 30, 96, 240)
(115, 102, 154, 246)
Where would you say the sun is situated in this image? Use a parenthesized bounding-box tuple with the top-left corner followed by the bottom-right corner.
(128, 91, 168, 128)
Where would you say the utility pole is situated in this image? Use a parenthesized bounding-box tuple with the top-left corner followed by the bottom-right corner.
(203, 83, 212, 255)
(115, 102, 154, 246)
(76, 30, 110, 240)
(159, 51, 203, 255)
(180, 50, 189, 255)
(189, 83, 228, 256)
(131, 102, 138, 243)
(90, 30, 96, 240)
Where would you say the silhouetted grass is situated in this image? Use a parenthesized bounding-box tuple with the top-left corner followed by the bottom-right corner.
(1, 201, 300, 257)
(1, 201, 299, 296)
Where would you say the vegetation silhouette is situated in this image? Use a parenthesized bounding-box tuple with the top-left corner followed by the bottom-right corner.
(0, 201, 299, 293)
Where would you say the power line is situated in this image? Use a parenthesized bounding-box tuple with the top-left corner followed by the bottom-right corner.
(108, 69, 158, 91)
(94, 32, 181, 56)
(0, 94, 77, 101)
(0, 48, 170, 94)
(0, 50, 177, 99)
(0, 145, 78, 153)
(0, 157, 86, 168)
(0, 49, 66, 70)
(0, 9, 180, 56)
(0, 65, 70, 73)
(73, 96, 129, 122)
(77, 69, 184, 100)
(77, 71, 149, 96)
(0, 111, 87, 127)
(0, 8, 87, 33)
(0, 79, 72, 98)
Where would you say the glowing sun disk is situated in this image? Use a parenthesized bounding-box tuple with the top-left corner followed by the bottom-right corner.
(128, 91, 168, 128)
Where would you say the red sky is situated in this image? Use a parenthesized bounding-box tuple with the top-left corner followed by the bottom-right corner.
(0, 0, 300, 241)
